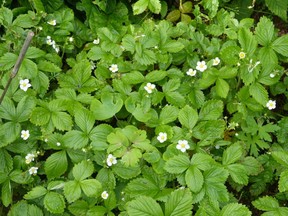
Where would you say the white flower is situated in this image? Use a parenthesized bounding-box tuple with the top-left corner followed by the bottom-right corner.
(186, 68, 197, 77)
(266, 100, 276, 110)
(144, 83, 156, 94)
(93, 38, 100, 44)
(69, 37, 74, 42)
(196, 61, 207, 72)
(28, 167, 38, 175)
(44, 138, 48, 142)
(106, 154, 117, 167)
(239, 52, 246, 59)
(56, 142, 61, 146)
(270, 73, 275, 78)
(101, 191, 109, 199)
(212, 57, 221, 66)
(176, 140, 190, 152)
(21, 130, 30, 140)
(109, 64, 118, 73)
(157, 132, 167, 143)
(47, 19, 56, 26)
(215, 145, 220, 149)
(19, 79, 32, 91)
(25, 153, 35, 164)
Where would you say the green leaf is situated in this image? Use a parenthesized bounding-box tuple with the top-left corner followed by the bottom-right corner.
(37, 60, 61, 73)
(0, 53, 17, 70)
(91, 93, 123, 120)
(80, 179, 102, 197)
(122, 71, 145, 84)
(162, 40, 184, 53)
(44, 192, 65, 214)
(164, 155, 190, 174)
(73, 160, 94, 181)
(127, 196, 164, 216)
(10, 169, 31, 184)
(122, 148, 142, 167)
(133, 0, 149, 15)
(0, 149, 13, 173)
(202, 0, 219, 18)
(16, 96, 36, 122)
(199, 100, 223, 121)
(24, 186, 47, 200)
(220, 203, 252, 216)
(52, 110, 73, 131)
(64, 129, 89, 149)
(112, 163, 141, 179)
(8, 201, 43, 216)
(215, 78, 229, 98)
(191, 153, 214, 170)
(185, 166, 204, 193)
(126, 177, 160, 198)
(241, 156, 263, 176)
(148, 0, 161, 14)
(238, 28, 257, 56)
(0, 97, 16, 121)
(145, 70, 167, 82)
(222, 143, 243, 165)
(26, 47, 46, 59)
(272, 35, 288, 57)
(265, 0, 287, 21)
(178, 105, 198, 130)
(258, 47, 278, 71)
(44, 151, 68, 179)
(255, 16, 275, 46)
(30, 107, 50, 126)
(2, 180, 12, 207)
(31, 0, 46, 13)
(193, 120, 225, 141)
(279, 170, 288, 192)
(249, 83, 269, 106)
(159, 105, 179, 124)
(64, 181, 82, 203)
(258, 123, 280, 141)
(13, 13, 40, 28)
(68, 200, 89, 216)
(227, 164, 248, 185)
(165, 189, 193, 216)
(272, 151, 288, 167)
(252, 196, 279, 211)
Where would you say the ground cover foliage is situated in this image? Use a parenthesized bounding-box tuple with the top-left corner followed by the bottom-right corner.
(0, 0, 287, 215)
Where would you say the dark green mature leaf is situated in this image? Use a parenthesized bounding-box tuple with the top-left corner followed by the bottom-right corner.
(0, 97, 16, 121)
(178, 105, 198, 130)
(227, 164, 248, 185)
(258, 47, 278, 71)
(64, 181, 82, 203)
(68, 200, 89, 216)
(199, 100, 223, 121)
(44, 151, 68, 179)
(38, 60, 61, 73)
(277, 117, 288, 144)
(0, 53, 17, 70)
(0, 149, 13, 173)
(8, 201, 43, 216)
(91, 93, 123, 120)
(164, 155, 190, 174)
(255, 16, 275, 46)
(185, 166, 204, 192)
(16, 96, 36, 122)
(112, 163, 141, 179)
(191, 153, 214, 170)
(220, 203, 252, 216)
(80, 179, 102, 197)
(241, 157, 263, 176)
(127, 196, 164, 216)
(44, 192, 65, 214)
(2, 180, 12, 207)
(73, 160, 94, 181)
(249, 82, 269, 106)
(165, 189, 193, 216)
(222, 143, 243, 165)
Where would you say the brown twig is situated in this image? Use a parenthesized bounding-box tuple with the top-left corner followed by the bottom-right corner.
(0, 31, 34, 105)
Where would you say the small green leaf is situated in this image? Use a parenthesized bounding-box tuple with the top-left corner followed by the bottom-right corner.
(52, 111, 73, 131)
(162, 40, 184, 53)
(258, 47, 278, 71)
(38, 60, 61, 73)
(80, 179, 102, 197)
(191, 153, 214, 170)
(64, 181, 82, 203)
(145, 70, 167, 82)
(199, 100, 223, 121)
(112, 163, 141, 179)
(241, 156, 263, 176)
(159, 105, 179, 124)
(255, 16, 275, 46)
(148, 0, 161, 14)
(126, 177, 160, 198)
(252, 196, 279, 211)
(165, 189, 193, 216)
(164, 155, 190, 174)
(73, 160, 94, 181)
(249, 82, 269, 106)
(0, 53, 17, 70)
(220, 203, 252, 216)
(185, 166, 204, 193)
(44, 192, 65, 214)
(2, 180, 12, 207)
(178, 105, 198, 130)
(122, 148, 142, 167)
(272, 35, 288, 57)
(127, 196, 164, 216)
(222, 143, 243, 165)
(133, 0, 149, 15)
(215, 78, 229, 98)
(238, 28, 257, 56)
(44, 151, 68, 179)
(202, 0, 219, 18)
(227, 164, 248, 185)
(68, 200, 89, 216)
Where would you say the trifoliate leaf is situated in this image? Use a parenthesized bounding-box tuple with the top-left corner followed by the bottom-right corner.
(165, 189, 193, 216)
(44, 151, 68, 179)
(44, 192, 65, 214)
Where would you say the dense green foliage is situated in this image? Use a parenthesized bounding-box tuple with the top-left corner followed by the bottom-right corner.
(0, 0, 287, 215)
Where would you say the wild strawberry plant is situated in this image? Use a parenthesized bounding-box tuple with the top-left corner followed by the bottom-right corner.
(0, 0, 287, 215)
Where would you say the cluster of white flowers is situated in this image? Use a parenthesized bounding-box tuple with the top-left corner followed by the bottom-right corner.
(176, 140, 190, 152)
(21, 130, 30, 140)
(19, 79, 32, 91)
(46, 36, 59, 53)
(157, 132, 167, 143)
(186, 58, 220, 76)
(109, 64, 118, 73)
(144, 83, 156, 94)
(106, 154, 117, 167)
(266, 100, 276, 110)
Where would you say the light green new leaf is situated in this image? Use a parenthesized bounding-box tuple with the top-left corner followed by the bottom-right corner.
(112, 163, 141, 179)
(73, 160, 94, 181)
(199, 100, 223, 121)
(127, 196, 164, 216)
(126, 177, 160, 198)
(227, 164, 248, 185)
(249, 82, 269, 106)
(220, 203, 252, 216)
(272, 151, 288, 167)
(272, 35, 288, 57)
(178, 105, 198, 130)
(185, 166, 204, 193)
(165, 189, 193, 216)
(44, 151, 68, 179)
(159, 105, 179, 124)
(80, 179, 102, 197)
(255, 16, 275, 46)
(121, 148, 142, 167)
(202, 0, 219, 18)
(216, 78, 229, 98)
(133, 0, 149, 15)
(64, 181, 82, 203)
(91, 93, 123, 120)
(279, 170, 288, 192)
(164, 155, 190, 174)
(238, 28, 257, 56)
(44, 192, 65, 214)
(222, 143, 243, 165)
(252, 196, 279, 211)
(148, 0, 161, 14)
(24, 186, 47, 200)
